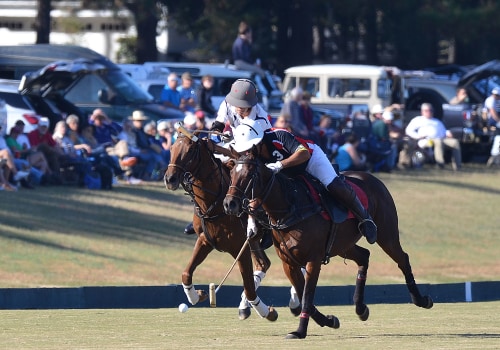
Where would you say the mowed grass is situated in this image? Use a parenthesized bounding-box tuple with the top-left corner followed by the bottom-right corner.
(0, 302, 499, 349)
(0, 164, 499, 288)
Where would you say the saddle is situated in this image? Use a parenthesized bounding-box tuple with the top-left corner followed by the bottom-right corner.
(297, 173, 368, 224)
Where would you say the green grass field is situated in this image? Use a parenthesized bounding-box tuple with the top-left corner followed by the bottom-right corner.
(0, 302, 498, 349)
(0, 164, 499, 288)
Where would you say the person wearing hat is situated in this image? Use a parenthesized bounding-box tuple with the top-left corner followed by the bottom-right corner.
(160, 73, 181, 109)
(484, 87, 500, 128)
(128, 110, 159, 181)
(370, 110, 397, 171)
(210, 78, 271, 137)
(178, 72, 196, 113)
(157, 120, 175, 164)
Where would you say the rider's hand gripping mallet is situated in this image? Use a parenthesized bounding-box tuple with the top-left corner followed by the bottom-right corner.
(209, 238, 250, 307)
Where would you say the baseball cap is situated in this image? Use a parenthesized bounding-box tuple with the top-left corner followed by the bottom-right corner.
(370, 104, 384, 115)
(39, 117, 50, 127)
(492, 87, 500, 95)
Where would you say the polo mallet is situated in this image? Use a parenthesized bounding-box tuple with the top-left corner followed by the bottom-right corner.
(175, 121, 199, 142)
(209, 238, 250, 307)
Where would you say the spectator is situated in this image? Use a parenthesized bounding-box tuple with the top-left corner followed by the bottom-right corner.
(27, 117, 64, 182)
(232, 21, 265, 76)
(5, 124, 50, 186)
(115, 118, 141, 185)
(0, 133, 30, 189)
(88, 109, 121, 148)
(157, 120, 175, 164)
(194, 111, 209, 138)
(300, 91, 316, 141)
(183, 112, 197, 131)
(129, 111, 161, 181)
(334, 133, 367, 171)
(178, 72, 196, 113)
(160, 73, 181, 109)
(281, 87, 309, 138)
(449, 87, 469, 105)
(315, 114, 342, 158)
(405, 103, 462, 171)
(144, 120, 167, 180)
(371, 111, 398, 170)
(195, 74, 217, 118)
(484, 87, 500, 128)
(273, 115, 291, 131)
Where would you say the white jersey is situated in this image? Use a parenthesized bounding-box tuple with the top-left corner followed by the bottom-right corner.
(215, 101, 272, 132)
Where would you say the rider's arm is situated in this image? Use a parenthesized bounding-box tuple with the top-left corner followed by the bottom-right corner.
(280, 145, 311, 169)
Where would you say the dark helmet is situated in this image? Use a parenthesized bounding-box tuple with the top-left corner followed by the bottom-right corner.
(225, 79, 258, 108)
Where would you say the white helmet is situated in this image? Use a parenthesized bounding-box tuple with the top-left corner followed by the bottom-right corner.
(233, 118, 264, 153)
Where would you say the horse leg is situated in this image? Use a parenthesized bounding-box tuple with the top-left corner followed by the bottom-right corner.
(182, 235, 214, 305)
(378, 239, 434, 309)
(238, 240, 272, 320)
(286, 261, 340, 340)
(237, 246, 278, 322)
(343, 245, 371, 321)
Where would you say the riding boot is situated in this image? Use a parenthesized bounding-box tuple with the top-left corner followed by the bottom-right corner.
(326, 177, 377, 244)
(184, 222, 196, 235)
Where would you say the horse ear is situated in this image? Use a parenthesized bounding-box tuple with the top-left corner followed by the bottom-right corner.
(251, 144, 259, 156)
(229, 145, 239, 159)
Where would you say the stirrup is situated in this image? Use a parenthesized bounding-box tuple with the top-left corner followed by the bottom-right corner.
(358, 219, 377, 244)
(357, 218, 377, 231)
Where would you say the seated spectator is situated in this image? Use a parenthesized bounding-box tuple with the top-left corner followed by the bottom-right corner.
(334, 133, 367, 171)
(0, 162, 17, 191)
(144, 120, 167, 180)
(178, 72, 196, 113)
(157, 120, 175, 165)
(273, 115, 292, 131)
(315, 114, 342, 158)
(195, 74, 217, 119)
(27, 117, 65, 183)
(449, 87, 469, 105)
(371, 110, 397, 171)
(5, 124, 49, 187)
(0, 135, 30, 189)
(116, 118, 142, 185)
(67, 115, 124, 179)
(129, 111, 162, 181)
(405, 103, 462, 171)
(194, 111, 209, 138)
(183, 112, 197, 131)
(160, 73, 181, 109)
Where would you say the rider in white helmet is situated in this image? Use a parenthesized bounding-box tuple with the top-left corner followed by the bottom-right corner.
(183, 79, 272, 236)
(232, 118, 377, 244)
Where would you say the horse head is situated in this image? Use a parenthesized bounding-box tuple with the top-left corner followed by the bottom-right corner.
(164, 127, 202, 190)
(223, 145, 273, 216)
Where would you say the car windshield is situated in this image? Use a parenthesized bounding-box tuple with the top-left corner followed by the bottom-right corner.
(103, 70, 153, 103)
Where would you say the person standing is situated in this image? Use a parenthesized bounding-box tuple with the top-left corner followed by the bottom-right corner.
(232, 21, 265, 77)
(484, 87, 500, 128)
(281, 87, 309, 139)
(405, 103, 462, 171)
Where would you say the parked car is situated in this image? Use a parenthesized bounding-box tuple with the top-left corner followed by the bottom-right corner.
(137, 62, 283, 112)
(0, 79, 41, 133)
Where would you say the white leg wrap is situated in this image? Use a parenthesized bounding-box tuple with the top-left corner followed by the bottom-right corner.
(289, 285, 300, 309)
(249, 297, 269, 318)
(253, 271, 266, 289)
(182, 283, 199, 305)
(239, 292, 249, 309)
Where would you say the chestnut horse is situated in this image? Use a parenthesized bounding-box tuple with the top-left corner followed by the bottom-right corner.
(164, 132, 277, 321)
(223, 149, 433, 339)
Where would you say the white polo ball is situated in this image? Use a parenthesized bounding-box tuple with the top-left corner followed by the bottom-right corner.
(178, 303, 189, 313)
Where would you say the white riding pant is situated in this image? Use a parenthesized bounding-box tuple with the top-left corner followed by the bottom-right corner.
(305, 143, 338, 187)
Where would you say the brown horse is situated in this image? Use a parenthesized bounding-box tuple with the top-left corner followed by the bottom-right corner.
(223, 148, 433, 339)
(164, 131, 277, 321)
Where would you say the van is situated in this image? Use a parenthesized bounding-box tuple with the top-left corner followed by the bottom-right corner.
(0, 45, 184, 123)
(282, 64, 403, 117)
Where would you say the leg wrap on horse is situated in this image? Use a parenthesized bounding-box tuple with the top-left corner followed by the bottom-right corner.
(327, 177, 377, 244)
(249, 297, 269, 318)
(239, 271, 266, 309)
(182, 283, 199, 305)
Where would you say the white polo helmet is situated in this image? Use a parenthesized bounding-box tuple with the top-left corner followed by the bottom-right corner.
(233, 118, 265, 153)
(226, 79, 258, 108)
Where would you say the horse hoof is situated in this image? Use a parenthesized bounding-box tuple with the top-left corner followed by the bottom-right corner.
(238, 307, 251, 320)
(197, 290, 208, 303)
(266, 306, 278, 322)
(290, 305, 301, 317)
(285, 331, 304, 339)
(357, 305, 370, 321)
(326, 315, 340, 329)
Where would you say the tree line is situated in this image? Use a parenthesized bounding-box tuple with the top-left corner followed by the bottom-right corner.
(35, 0, 500, 75)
